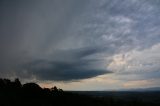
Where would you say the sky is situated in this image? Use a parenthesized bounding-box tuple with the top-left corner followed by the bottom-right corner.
(0, 0, 160, 90)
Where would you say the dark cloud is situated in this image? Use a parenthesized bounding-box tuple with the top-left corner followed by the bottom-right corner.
(20, 59, 110, 81)
(16, 47, 111, 81)
(0, 0, 160, 85)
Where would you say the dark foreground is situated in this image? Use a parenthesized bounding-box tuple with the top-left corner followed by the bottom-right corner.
(0, 78, 160, 106)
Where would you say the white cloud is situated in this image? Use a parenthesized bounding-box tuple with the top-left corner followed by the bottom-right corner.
(108, 43, 160, 73)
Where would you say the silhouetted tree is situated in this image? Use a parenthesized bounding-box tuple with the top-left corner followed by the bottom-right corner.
(0, 78, 5, 88)
(58, 88, 63, 92)
(23, 82, 42, 92)
(0, 78, 159, 106)
(13, 78, 22, 88)
(51, 86, 58, 92)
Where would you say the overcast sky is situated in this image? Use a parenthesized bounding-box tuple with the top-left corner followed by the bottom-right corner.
(0, 0, 160, 90)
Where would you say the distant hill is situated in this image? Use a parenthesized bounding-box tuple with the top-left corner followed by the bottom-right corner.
(123, 87, 160, 91)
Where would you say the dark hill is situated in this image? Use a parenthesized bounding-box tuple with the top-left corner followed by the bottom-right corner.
(0, 78, 160, 106)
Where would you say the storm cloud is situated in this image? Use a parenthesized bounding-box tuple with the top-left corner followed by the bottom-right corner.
(0, 0, 160, 88)
(17, 47, 111, 81)
(21, 60, 108, 81)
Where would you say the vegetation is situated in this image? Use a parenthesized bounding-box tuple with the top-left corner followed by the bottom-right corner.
(0, 78, 160, 106)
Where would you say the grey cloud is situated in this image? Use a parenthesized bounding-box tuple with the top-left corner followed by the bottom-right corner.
(20, 59, 110, 81)
(115, 71, 160, 82)
(50, 46, 116, 61)
(2, 46, 111, 81)
(0, 0, 160, 84)
(16, 47, 112, 81)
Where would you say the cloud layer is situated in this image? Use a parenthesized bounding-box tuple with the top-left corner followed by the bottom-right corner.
(0, 0, 160, 88)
